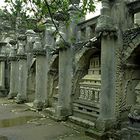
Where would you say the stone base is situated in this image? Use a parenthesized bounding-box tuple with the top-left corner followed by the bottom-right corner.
(55, 106, 72, 121)
(85, 118, 117, 140)
(44, 107, 55, 116)
(7, 92, 17, 99)
(0, 90, 7, 97)
(33, 100, 45, 111)
(95, 118, 117, 132)
(16, 94, 27, 104)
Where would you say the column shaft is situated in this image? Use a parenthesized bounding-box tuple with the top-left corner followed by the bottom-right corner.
(34, 55, 47, 110)
(0, 61, 5, 89)
(56, 48, 73, 119)
(16, 58, 27, 103)
(8, 60, 18, 98)
(100, 36, 116, 119)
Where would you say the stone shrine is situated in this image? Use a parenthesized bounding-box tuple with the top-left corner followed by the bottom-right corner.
(72, 56, 101, 125)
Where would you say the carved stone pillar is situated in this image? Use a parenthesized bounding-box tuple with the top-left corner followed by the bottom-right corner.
(33, 37, 47, 110)
(128, 82, 140, 130)
(25, 30, 36, 100)
(56, 49, 73, 120)
(87, 0, 118, 138)
(55, 5, 80, 120)
(16, 35, 28, 104)
(25, 30, 36, 71)
(8, 40, 18, 99)
(0, 42, 7, 97)
(45, 18, 56, 108)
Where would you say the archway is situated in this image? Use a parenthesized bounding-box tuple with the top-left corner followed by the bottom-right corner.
(71, 46, 101, 125)
(121, 32, 140, 120)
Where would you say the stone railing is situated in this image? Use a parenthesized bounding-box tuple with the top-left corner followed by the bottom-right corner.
(79, 87, 100, 103)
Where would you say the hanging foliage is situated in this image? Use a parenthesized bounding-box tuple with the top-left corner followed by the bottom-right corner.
(2, 0, 99, 31)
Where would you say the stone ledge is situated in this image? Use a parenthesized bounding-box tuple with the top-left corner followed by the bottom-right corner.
(69, 116, 95, 128)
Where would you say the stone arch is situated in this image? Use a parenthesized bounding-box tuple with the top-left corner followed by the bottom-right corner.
(123, 33, 140, 62)
(49, 54, 59, 71)
(75, 47, 100, 71)
(72, 46, 100, 99)
(120, 37, 140, 118)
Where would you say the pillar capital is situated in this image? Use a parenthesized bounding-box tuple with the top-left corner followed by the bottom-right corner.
(45, 17, 57, 49)
(68, 4, 80, 16)
(25, 30, 36, 52)
(33, 36, 46, 56)
(55, 33, 70, 51)
(17, 43, 27, 59)
(0, 41, 7, 61)
(17, 34, 27, 59)
(8, 39, 17, 61)
(95, 15, 118, 38)
(9, 48, 17, 61)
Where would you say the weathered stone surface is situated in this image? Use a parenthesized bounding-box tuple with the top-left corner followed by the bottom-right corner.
(0, 0, 140, 139)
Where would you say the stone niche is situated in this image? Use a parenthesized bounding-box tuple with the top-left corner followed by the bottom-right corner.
(73, 55, 101, 122)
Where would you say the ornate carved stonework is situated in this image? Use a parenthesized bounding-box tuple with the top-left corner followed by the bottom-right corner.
(79, 56, 101, 103)
(72, 56, 101, 123)
(135, 82, 140, 104)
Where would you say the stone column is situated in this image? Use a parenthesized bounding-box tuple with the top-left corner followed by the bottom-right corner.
(55, 4, 80, 120)
(33, 37, 47, 110)
(91, 0, 134, 138)
(44, 18, 56, 107)
(16, 35, 28, 103)
(8, 40, 18, 99)
(56, 47, 73, 120)
(25, 30, 36, 99)
(0, 42, 7, 97)
(25, 30, 36, 71)
(93, 1, 118, 134)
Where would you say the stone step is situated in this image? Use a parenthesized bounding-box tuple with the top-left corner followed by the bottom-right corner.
(69, 116, 95, 128)
(73, 105, 99, 122)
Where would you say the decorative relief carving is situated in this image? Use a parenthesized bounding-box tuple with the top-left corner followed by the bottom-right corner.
(123, 27, 140, 62)
(78, 56, 101, 103)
